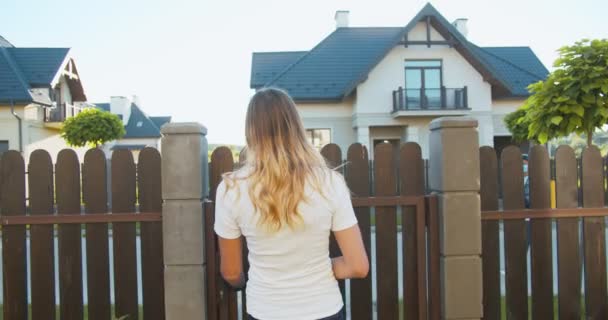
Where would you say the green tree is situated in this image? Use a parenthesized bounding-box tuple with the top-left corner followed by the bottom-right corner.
(504, 108, 530, 142)
(61, 108, 125, 147)
(505, 39, 608, 146)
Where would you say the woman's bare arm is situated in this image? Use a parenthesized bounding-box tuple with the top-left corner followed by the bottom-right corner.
(218, 236, 246, 288)
(331, 224, 369, 279)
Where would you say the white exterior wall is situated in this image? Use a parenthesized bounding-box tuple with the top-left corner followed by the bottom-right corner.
(110, 138, 161, 149)
(59, 76, 73, 105)
(0, 104, 88, 163)
(492, 99, 526, 137)
(25, 132, 89, 164)
(351, 22, 494, 156)
(297, 100, 356, 153)
(0, 106, 23, 151)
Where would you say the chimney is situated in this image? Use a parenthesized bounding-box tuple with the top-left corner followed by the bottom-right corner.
(131, 94, 141, 107)
(335, 10, 350, 29)
(110, 96, 132, 125)
(452, 18, 468, 38)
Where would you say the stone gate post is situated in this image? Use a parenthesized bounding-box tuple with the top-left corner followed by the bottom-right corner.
(160, 123, 209, 319)
(428, 117, 482, 320)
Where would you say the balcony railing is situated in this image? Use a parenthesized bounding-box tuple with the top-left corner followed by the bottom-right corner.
(392, 86, 468, 112)
(44, 103, 83, 123)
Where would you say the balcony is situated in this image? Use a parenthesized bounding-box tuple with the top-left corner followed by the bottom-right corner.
(392, 87, 469, 116)
(44, 103, 83, 128)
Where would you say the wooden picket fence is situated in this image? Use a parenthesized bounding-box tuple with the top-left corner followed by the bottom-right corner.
(481, 145, 608, 319)
(204, 142, 440, 320)
(0, 148, 164, 320)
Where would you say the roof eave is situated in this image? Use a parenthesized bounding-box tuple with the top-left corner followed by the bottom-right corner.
(0, 98, 33, 105)
(292, 96, 344, 103)
(49, 49, 72, 87)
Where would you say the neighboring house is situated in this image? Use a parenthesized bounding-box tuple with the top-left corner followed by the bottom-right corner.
(250, 4, 548, 158)
(95, 96, 171, 160)
(0, 35, 89, 161)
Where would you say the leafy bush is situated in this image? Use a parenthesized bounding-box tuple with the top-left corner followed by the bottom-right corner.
(61, 108, 125, 147)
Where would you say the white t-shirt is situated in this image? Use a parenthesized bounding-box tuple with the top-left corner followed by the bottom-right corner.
(214, 168, 358, 320)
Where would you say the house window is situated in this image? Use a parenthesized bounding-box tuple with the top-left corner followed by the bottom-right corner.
(306, 129, 331, 149)
(0, 141, 9, 156)
(404, 60, 442, 109)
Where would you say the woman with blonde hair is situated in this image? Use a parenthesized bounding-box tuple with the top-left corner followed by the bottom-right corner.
(214, 88, 369, 320)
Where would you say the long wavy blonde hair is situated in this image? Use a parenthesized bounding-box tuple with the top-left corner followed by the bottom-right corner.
(224, 88, 330, 232)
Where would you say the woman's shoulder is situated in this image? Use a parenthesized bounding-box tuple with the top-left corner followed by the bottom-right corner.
(315, 167, 347, 191)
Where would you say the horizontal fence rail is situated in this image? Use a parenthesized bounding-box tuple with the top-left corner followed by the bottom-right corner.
(480, 144, 608, 320)
(205, 142, 439, 320)
(0, 212, 162, 225)
(0, 147, 165, 320)
(481, 207, 608, 220)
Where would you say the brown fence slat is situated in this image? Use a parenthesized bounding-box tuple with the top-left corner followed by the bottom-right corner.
(210, 147, 238, 320)
(28, 150, 56, 320)
(425, 195, 440, 320)
(138, 148, 165, 320)
(555, 146, 581, 319)
(321, 143, 346, 309)
(205, 200, 219, 320)
(581, 146, 607, 319)
(1, 151, 28, 320)
(480, 146, 500, 320)
(399, 142, 424, 320)
(56, 149, 84, 320)
(236, 145, 248, 316)
(83, 149, 111, 320)
(500, 146, 528, 320)
(346, 143, 372, 320)
(374, 143, 398, 319)
(111, 150, 139, 320)
(241, 240, 249, 317)
(528, 145, 553, 319)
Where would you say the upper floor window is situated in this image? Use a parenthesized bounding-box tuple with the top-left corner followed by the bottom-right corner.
(404, 60, 442, 109)
(306, 129, 331, 150)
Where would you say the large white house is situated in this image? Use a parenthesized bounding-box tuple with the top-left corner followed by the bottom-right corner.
(0, 35, 90, 162)
(250, 4, 548, 158)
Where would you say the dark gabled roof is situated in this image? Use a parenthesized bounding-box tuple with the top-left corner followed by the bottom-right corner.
(150, 116, 172, 130)
(95, 102, 171, 139)
(473, 46, 549, 96)
(0, 48, 32, 102)
(0, 37, 76, 105)
(264, 27, 404, 101)
(251, 3, 548, 100)
(9, 48, 70, 85)
(124, 103, 164, 138)
(250, 51, 307, 88)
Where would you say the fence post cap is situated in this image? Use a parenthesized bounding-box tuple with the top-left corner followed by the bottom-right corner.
(161, 122, 208, 135)
(429, 117, 478, 131)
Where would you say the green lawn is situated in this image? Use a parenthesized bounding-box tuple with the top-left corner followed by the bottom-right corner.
(396, 296, 583, 320)
(1, 298, 587, 319)
(0, 305, 143, 320)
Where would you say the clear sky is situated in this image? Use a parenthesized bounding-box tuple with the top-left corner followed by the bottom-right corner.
(2, 0, 606, 145)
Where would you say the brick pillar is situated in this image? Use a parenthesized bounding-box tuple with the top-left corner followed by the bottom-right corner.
(428, 117, 482, 320)
(160, 123, 209, 319)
